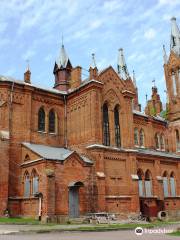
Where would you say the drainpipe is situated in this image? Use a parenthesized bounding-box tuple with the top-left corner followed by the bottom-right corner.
(63, 95, 68, 148)
(9, 81, 15, 139)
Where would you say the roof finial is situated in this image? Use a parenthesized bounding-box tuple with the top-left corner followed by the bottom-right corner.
(90, 53, 97, 69)
(62, 34, 64, 46)
(145, 94, 148, 103)
(152, 79, 156, 87)
(117, 48, 129, 80)
(163, 45, 168, 64)
(58, 37, 69, 68)
(26, 59, 30, 71)
(132, 70, 137, 87)
(170, 16, 180, 55)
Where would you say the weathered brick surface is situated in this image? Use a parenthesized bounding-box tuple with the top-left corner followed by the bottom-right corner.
(0, 48, 180, 220)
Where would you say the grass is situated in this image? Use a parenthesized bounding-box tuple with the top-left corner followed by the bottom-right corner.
(0, 217, 39, 225)
(168, 230, 180, 236)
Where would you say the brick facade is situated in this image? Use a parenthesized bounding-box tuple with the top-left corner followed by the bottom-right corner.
(0, 18, 180, 221)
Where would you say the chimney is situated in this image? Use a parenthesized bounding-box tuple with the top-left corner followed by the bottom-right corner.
(70, 66, 82, 89)
(24, 69, 31, 84)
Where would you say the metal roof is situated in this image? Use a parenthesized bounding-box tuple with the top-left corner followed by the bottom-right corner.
(0, 75, 67, 95)
(22, 142, 93, 164)
(137, 148, 180, 159)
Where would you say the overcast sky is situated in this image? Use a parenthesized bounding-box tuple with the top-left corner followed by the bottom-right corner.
(0, 0, 180, 109)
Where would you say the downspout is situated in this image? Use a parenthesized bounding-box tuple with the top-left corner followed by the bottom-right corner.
(63, 95, 68, 148)
(7, 81, 14, 214)
(9, 81, 15, 139)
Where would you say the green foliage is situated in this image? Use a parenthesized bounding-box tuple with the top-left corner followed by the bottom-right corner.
(0, 217, 39, 224)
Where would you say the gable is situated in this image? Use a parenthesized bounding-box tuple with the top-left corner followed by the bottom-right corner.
(99, 66, 125, 91)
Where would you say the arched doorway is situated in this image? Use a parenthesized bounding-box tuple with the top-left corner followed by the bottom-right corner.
(68, 181, 84, 218)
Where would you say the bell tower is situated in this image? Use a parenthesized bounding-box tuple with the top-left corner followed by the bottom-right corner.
(164, 17, 180, 121)
(53, 43, 72, 91)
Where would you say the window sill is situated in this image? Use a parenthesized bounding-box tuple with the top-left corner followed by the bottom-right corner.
(49, 132, 57, 135)
(9, 196, 39, 200)
(37, 131, 47, 134)
(139, 196, 158, 199)
(164, 196, 180, 199)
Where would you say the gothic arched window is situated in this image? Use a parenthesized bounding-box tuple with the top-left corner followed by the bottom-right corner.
(155, 133, 160, 150)
(38, 107, 45, 132)
(134, 128, 139, 146)
(24, 171, 30, 197)
(32, 169, 39, 195)
(139, 129, 145, 147)
(163, 171, 169, 197)
(114, 105, 121, 147)
(137, 169, 144, 197)
(103, 103, 110, 146)
(145, 170, 152, 197)
(170, 172, 176, 197)
(176, 130, 180, 151)
(49, 109, 55, 133)
(160, 134, 165, 151)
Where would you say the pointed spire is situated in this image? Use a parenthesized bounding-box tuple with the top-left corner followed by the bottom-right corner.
(117, 48, 129, 80)
(163, 45, 168, 64)
(132, 70, 137, 87)
(170, 17, 180, 56)
(90, 53, 97, 69)
(24, 59, 31, 83)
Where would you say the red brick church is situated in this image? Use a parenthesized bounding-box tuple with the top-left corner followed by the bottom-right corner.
(0, 17, 180, 221)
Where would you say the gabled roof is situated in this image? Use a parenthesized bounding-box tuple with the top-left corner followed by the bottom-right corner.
(22, 142, 93, 164)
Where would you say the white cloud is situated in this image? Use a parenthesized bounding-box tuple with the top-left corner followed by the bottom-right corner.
(22, 49, 36, 60)
(89, 19, 103, 30)
(144, 28, 156, 40)
(103, 0, 123, 12)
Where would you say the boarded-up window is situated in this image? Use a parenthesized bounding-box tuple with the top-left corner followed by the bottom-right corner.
(24, 172, 30, 197)
(170, 173, 176, 197)
(145, 170, 152, 197)
(138, 180, 144, 197)
(163, 177, 169, 197)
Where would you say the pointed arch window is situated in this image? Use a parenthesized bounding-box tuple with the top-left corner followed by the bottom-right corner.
(172, 72, 177, 96)
(145, 170, 152, 197)
(170, 172, 176, 197)
(163, 171, 169, 198)
(137, 169, 144, 197)
(24, 172, 30, 197)
(38, 107, 45, 132)
(155, 133, 160, 150)
(114, 105, 121, 147)
(176, 130, 180, 151)
(32, 169, 39, 195)
(103, 103, 110, 146)
(24, 154, 30, 161)
(139, 129, 145, 147)
(134, 128, 139, 146)
(49, 109, 55, 133)
(160, 134, 165, 151)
